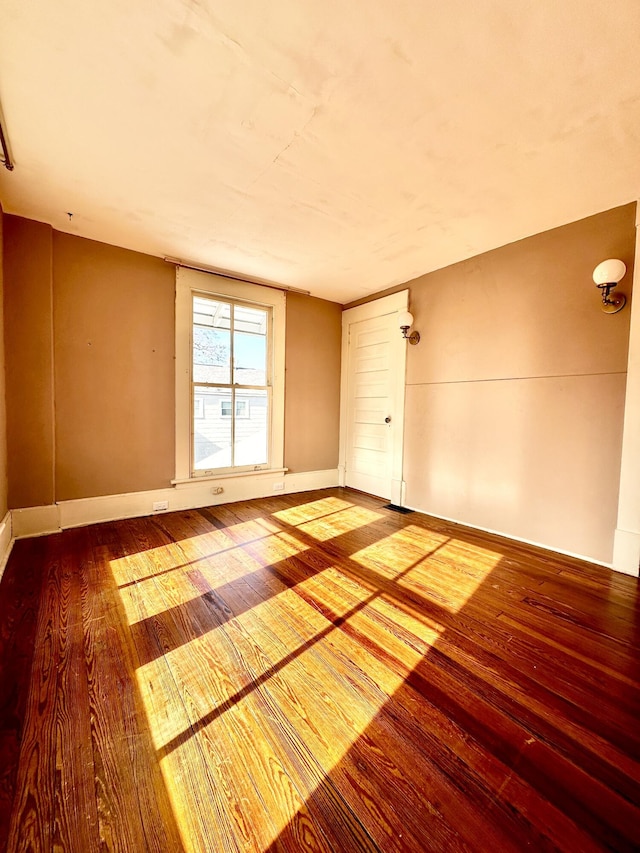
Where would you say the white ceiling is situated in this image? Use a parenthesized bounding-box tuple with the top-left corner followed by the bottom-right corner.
(1, 1, 640, 304)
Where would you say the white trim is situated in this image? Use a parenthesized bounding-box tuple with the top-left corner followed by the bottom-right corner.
(612, 201, 640, 577)
(6, 474, 623, 573)
(284, 469, 339, 493)
(0, 512, 14, 582)
(12, 504, 60, 539)
(390, 479, 403, 506)
(7, 469, 339, 538)
(175, 267, 286, 483)
(403, 502, 613, 569)
(339, 290, 409, 501)
(612, 528, 640, 576)
(340, 291, 410, 325)
(172, 467, 287, 487)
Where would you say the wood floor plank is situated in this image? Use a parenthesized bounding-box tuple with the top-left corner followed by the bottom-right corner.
(112, 521, 245, 853)
(1, 488, 639, 852)
(235, 553, 605, 852)
(172, 510, 596, 849)
(156, 507, 480, 851)
(81, 528, 184, 852)
(6, 537, 62, 852)
(0, 539, 46, 852)
(50, 531, 101, 853)
(133, 512, 376, 853)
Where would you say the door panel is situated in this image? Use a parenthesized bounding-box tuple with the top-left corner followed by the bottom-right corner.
(340, 290, 408, 503)
(345, 313, 396, 498)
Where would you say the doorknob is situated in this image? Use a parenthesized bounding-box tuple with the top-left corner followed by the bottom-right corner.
(385, 416, 391, 424)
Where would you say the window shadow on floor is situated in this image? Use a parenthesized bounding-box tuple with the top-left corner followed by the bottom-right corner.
(260, 523, 640, 852)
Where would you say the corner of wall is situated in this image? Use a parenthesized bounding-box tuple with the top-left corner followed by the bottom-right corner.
(0, 203, 8, 521)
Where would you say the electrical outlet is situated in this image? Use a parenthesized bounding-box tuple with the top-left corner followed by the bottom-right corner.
(273, 482, 284, 491)
(153, 500, 169, 512)
(211, 486, 224, 495)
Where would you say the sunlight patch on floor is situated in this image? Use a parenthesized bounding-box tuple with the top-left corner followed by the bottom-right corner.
(273, 496, 355, 525)
(349, 526, 502, 612)
(111, 525, 310, 623)
(155, 598, 442, 853)
(297, 505, 384, 541)
(358, 590, 446, 649)
(117, 572, 201, 623)
(122, 543, 452, 852)
(152, 628, 419, 850)
(111, 499, 503, 853)
(109, 532, 241, 586)
(212, 515, 282, 544)
(349, 526, 449, 577)
(134, 661, 193, 751)
(413, 538, 502, 611)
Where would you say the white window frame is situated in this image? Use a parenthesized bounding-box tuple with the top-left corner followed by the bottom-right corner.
(174, 268, 286, 483)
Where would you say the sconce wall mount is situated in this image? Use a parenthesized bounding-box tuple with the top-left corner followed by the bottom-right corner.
(398, 310, 420, 345)
(593, 259, 626, 314)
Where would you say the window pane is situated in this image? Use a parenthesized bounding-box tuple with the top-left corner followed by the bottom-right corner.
(234, 331, 266, 386)
(193, 296, 230, 329)
(193, 297, 231, 384)
(234, 389, 268, 466)
(193, 386, 231, 470)
(234, 304, 267, 335)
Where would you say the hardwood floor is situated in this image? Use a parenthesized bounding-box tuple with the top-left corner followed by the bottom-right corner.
(0, 488, 639, 852)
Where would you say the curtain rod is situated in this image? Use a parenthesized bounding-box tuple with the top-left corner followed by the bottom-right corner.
(164, 256, 310, 296)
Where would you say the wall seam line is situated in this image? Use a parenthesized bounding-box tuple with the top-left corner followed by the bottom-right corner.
(406, 370, 627, 387)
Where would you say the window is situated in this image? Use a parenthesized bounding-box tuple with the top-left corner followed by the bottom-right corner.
(220, 399, 250, 418)
(175, 268, 286, 481)
(190, 292, 270, 472)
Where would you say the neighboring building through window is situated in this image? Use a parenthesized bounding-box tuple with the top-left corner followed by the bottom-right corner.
(219, 399, 250, 418)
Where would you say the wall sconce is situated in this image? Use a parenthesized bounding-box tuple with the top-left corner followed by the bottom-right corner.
(592, 259, 627, 314)
(398, 310, 420, 344)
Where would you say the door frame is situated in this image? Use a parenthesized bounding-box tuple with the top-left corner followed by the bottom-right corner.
(339, 290, 409, 505)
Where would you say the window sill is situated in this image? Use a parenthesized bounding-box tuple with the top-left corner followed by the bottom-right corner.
(171, 467, 288, 489)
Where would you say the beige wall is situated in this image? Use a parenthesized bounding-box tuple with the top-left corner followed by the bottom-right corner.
(53, 232, 176, 500)
(2, 216, 342, 505)
(284, 293, 342, 473)
(3, 215, 54, 509)
(0, 207, 7, 518)
(347, 203, 635, 563)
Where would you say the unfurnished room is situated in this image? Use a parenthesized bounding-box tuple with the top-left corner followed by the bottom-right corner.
(0, 2, 638, 851)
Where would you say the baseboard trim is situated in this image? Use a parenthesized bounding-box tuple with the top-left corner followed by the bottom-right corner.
(283, 469, 338, 493)
(612, 528, 640, 576)
(402, 503, 614, 570)
(12, 504, 61, 539)
(7, 476, 625, 575)
(0, 511, 14, 583)
(11, 469, 340, 538)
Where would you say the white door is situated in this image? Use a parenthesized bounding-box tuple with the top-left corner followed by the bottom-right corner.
(340, 291, 408, 502)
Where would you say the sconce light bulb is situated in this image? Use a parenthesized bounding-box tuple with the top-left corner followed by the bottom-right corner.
(398, 310, 413, 330)
(593, 259, 626, 286)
